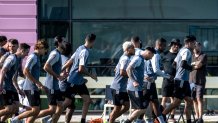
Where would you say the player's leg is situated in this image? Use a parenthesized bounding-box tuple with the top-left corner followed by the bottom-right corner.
(0, 90, 14, 121)
(150, 83, 165, 123)
(169, 97, 176, 120)
(161, 97, 168, 108)
(13, 106, 40, 123)
(37, 90, 57, 118)
(195, 85, 204, 122)
(109, 106, 122, 123)
(37, 105, 56, 118)
(183, 81, 192, 123)
(10, 90, 41, 123)
(51, 90, 65, 123)
(78, 84, 91, 123)
(1, 102, 19, 121)
(193, 98, 199, 119)
(124, 91, 147, 123)
(109, 89, 122, 123)
(65, 107, 74, 123)
(53, 86, 76, 122)
(161, 79, 169, 108)
(0, 105, 14, 122)
(163, 80, 184, 115)
(119, 101, 130, 116)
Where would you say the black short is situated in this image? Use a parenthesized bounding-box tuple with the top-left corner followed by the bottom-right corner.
(47, 90, 64, 105)
(143, 82, 158, 101)
(174, 80, 191, 100)
(65, 83, 89, 100)
(191, 85, 205, 99)
(60, 91, 75, 109)
(67, 98, 75, 109)
(24, 90, 40, 106)
(2, 90, 19, 105)
(0, 95, 3, 106)
(162, 78, 174, 97)
(111, 89, 129, 106)
(128, 90, 149, 109)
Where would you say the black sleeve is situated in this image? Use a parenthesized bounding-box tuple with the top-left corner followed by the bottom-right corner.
(172, 61, 177, 69)
(181, 60, 192, 71)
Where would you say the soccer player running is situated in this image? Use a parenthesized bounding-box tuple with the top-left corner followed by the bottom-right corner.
(59, 34, 97, 123)
(0, 36, 8, 114)
(138, 38, 169, 123)
(37, 36, 67, 123)
(161, 39, 181, 122)
(124, 47, 156, 123)
(162, 35, 197, 123)
(59, 42, 75, 123)
(0, 39, 19, 68)
(10, 40, 49, 123)
(142, 38, 170, 123)
(189, 42, 207, 123)
(109, 41, 135, 123)
(0, 43, 30, 122)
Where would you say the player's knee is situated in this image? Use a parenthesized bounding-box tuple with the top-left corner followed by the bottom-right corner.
(50, 107, 56, 113)
(64, 99, 72, 107)
(32, 108, 40, 115)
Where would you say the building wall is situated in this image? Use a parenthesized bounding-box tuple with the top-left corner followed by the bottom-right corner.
(0, 0, 37, 47)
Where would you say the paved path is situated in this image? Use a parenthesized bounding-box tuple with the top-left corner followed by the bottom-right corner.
(35, 114, 218, 123)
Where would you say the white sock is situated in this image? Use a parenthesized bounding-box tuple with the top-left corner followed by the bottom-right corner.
(157, 116, 165, 123)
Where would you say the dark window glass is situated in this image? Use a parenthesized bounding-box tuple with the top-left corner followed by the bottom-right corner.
(39, 0, 69, 20)
(39, 21, 69, 40)
(72, 21, 218, 76)
(72, 0, 218, 19)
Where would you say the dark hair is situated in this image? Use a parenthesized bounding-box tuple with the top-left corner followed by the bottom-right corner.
(54, 35, 64, 47)
(171, 38, 180, 43)
(20, 43, 30, 50)
(0, 35, 7, 43)
(35, 39, 49, 50)
(86, 34, 96, 42)
(156, 38, 167, 43)
(145, 47, 156, 54)
(8, 39, 19, 45)
(131, 36, 140, 43)
(184, 35, 196, 43)
(62, 42, 72, 56)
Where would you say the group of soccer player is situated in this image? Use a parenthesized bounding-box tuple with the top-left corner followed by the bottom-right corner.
(0, 34, 97, 123)
(110, 35, 206, 123)
(0, 33, 206, 123)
